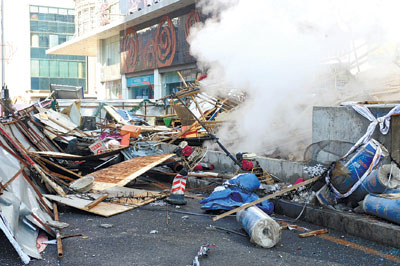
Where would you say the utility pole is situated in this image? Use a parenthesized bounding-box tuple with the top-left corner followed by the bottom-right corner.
(1, 0, 4, 89)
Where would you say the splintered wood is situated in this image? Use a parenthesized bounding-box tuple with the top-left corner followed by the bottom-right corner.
(45, 188, 167, 217)
(45, 194, 134, 217)
(90, 154, 175, 191)
(110, 190, 168, 207)
(299, 229, 328, 238)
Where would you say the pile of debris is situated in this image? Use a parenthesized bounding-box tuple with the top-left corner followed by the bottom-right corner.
(0, 72, 249, 264)
(3, 73, 400, 264)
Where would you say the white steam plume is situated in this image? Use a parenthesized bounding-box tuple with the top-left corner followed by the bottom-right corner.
(189, 0, 400, 160)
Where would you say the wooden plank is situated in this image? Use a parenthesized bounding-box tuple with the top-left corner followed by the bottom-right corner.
(212, 176, 320, 221)
(85, 194, 108, 210)
(104, 105, 129, 125)
(110, 190, 167, 207)
(31, 146, 128, 161)
(90, 154, 175, 191)
(299, 229, 328, 238)
(45, 194, 134, 217)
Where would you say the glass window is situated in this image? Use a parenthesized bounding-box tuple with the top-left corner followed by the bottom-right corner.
(78, 79, 86, 91)
(31, 78, 40, 90)
(68, 10, 75, 15)
(30, 21, 38, 31)
(38, 14, 47, 20)
(49, 35, 59, 48)
(59, 62, 69, 77)
(31, 34, 39, 48)
(39, 60, 49, 77)
(46, 13, 56, 21)
(31, 48, 47, 59)
(66, 35, 73, 41)
(49, 8, 58, 14)
(39, 78, 50, 90)
(78, 62, 85, 78)
(49, 61, 59, 77)
(57, 23, 66, 33)
(69, 62, 78, 78)
(31, 60, 39, 77)
(30, 14, 39, 20)
(59, 35, 67, 44)
(67, 15, 74, 23)
(38, 21, 47, 32)
(39, 34, 48, 47)
(67, 24, 75, 34)
(30, 6, 39, 12)
(59, 9, 67, 15)
(129, 85, 154, 99)
(39, 7, 48, 13)
(48, 22, 57, 33)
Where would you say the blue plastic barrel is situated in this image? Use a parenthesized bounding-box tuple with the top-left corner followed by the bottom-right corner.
(316, 184, 337, 206)
(363, 194, 400, 224)
(349, 169, 386, 202)
(331, 139, 384, 195)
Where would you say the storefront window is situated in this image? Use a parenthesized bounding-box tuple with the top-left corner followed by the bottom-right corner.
(162, 70, 197, 96)
(130, 85, 154, 99)
(127, 75, 154, 99)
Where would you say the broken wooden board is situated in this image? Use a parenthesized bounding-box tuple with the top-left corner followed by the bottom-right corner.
(104, 105, 129, 125)
(44, 194, 134, 217)
(89, 154, 175, 191)
(299, 229, 328, 238)
(30, 147, 128, 161)
(104, 187, 168, 207)
(34, 107, 78, 134)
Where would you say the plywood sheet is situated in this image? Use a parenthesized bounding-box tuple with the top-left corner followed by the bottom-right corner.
(104, 105, 129, 125)
(44, 194, 134, 217)
(34, 107, 77, 133)
(90, 154, 175, 191)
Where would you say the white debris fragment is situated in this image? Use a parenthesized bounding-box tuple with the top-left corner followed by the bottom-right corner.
(150, 200, 166, 207)
(100, 224, 113, 229)
(149, 230, 159, 234)
(304, 164, 326, 177)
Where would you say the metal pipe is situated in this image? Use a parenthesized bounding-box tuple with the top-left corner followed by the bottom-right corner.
(1, 0, 4, 88)
(53, 203, 63, 258)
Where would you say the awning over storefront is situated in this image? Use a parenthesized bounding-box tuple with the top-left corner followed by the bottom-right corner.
(46, 0, 194, 57)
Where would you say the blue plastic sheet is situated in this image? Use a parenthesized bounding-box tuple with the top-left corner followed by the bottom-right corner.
(200, 173, 274, 214)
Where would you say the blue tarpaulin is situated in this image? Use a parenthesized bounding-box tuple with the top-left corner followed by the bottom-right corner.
(200, 173, 274, 214)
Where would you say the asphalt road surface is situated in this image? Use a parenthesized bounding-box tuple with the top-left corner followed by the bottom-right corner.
(0, 196, 399, 266)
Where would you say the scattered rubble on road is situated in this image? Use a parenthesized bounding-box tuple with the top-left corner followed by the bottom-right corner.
(2, 78, 400, 264)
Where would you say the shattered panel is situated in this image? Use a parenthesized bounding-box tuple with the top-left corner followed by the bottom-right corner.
(90, 154, 174, 191)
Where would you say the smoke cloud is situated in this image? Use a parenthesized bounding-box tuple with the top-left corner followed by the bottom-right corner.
(189, 0, 400, 160)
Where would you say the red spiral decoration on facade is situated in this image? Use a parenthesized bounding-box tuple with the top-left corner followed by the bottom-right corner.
(143, 39, 156, 70)
(121, 28, 139, 73)
(155, 16, 176, 68)
(185, 10, 200, 40)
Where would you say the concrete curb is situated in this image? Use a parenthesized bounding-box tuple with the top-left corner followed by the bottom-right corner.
(273, 199, 400, 249)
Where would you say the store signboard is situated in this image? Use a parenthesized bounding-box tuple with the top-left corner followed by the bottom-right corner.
(126, 75, 154, 87)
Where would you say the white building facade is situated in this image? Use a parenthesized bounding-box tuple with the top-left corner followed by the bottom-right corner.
(48, 0, 202, 101)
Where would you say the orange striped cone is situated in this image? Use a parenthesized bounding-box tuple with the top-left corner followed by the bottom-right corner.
(166, 173, 187, 205)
